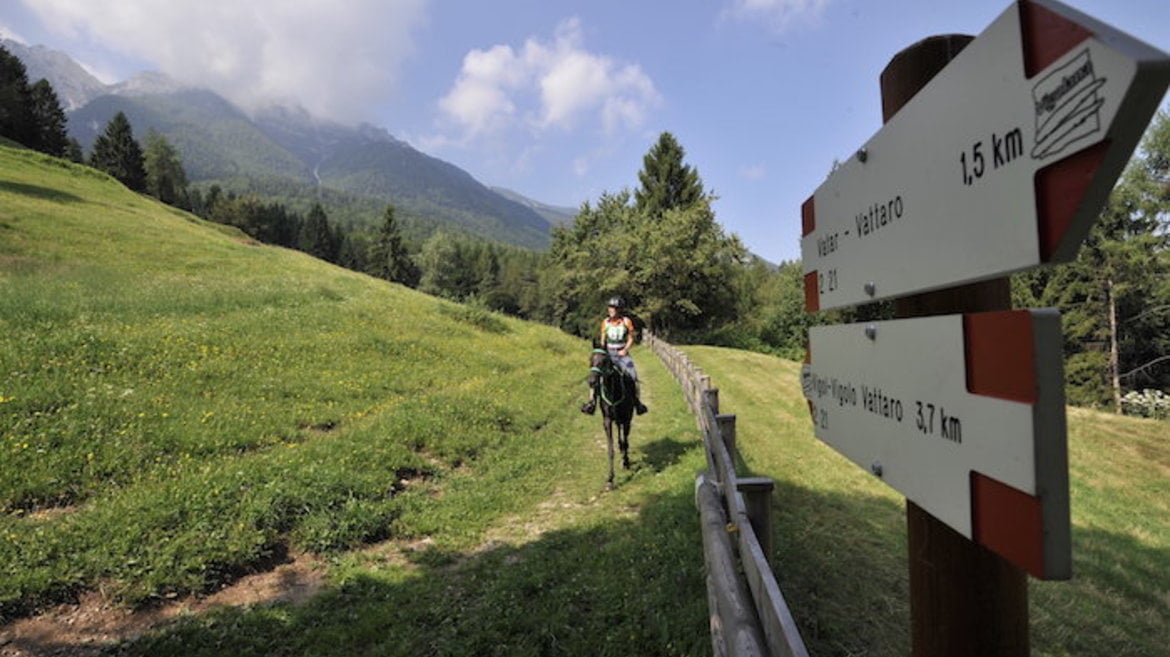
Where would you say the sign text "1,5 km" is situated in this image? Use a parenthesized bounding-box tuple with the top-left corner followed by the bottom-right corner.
(959, 125, 1024, 187)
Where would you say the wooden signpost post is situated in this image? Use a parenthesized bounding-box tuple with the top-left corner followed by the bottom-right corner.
(799, 1, 1170, 655)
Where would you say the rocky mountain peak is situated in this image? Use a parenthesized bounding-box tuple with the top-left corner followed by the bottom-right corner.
(1, 37, 107, 110)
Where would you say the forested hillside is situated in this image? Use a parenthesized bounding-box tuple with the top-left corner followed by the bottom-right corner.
(4, 39, 555, 250)
(4, 40, 1168, 414)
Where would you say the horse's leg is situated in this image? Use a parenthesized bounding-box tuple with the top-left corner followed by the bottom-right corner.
(604, 416, 616, 489)
(620, 422, 631, 470)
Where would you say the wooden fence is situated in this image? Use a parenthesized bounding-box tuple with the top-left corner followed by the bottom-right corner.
(645, 334, 810, 657)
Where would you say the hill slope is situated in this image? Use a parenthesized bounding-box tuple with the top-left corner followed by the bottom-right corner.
(0, 145, 713, 654)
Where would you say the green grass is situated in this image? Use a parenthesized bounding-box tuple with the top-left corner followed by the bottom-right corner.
(680, 345, 1170, 657)
(0, 145, 713, 655)
(6, 144, 1164, 656)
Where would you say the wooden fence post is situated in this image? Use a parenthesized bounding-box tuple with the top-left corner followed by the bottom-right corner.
(881, 34, 1028, 657)
(737, 477, 775, 569)
(716, 413, 736, 461)
(697, 474, 767, 657)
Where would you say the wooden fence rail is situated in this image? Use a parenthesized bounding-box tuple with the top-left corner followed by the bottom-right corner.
(645, 334, 810, 657)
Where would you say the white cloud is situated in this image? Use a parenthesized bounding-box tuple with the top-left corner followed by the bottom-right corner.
(723, 0, 833, 32)
(435, 17, 661, 142)
(17, 0, 429, 123)
(438, 44, 525, 138)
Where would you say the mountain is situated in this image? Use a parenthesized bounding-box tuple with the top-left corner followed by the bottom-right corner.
(1, 38, 107, 110)
(252, 107, 554, 249)
(68, 87, 313, 184)
(8, 41, 557, 250)
(491, 187, 578, 226)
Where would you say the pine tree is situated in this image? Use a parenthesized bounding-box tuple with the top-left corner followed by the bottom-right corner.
(630, 132, 743, 336)
(0, 44, 36, 147)
(370, 204, 416, 285)
(89, 112, 147, 192)
(143, 130, 188, 207)
(634, 131, 705, 218)
(28, 79, 69, 157)
(299, 202, 338, 263)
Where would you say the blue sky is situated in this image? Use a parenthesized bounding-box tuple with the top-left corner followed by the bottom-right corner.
(2, 0, 1168, 263)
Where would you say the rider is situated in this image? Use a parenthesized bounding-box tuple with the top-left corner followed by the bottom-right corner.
(582, 296, 648, 415)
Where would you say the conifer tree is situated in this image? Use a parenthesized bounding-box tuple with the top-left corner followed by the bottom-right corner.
(630, 132, 743, 336)
(90, 112, 147, 192)
(143, 130, 189, 207)
(0, 45, 36, 147)
(370, 204, 416, 285)
(299, 202, 338, 263)
(28, 79, 69, 157)
(634, 131, 705, 218)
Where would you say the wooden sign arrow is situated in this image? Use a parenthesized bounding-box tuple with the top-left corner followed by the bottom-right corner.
(801, 0, 1170, 312)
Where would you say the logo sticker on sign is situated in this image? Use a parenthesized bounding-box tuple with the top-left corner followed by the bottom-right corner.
(1032, 48, 1106, 159)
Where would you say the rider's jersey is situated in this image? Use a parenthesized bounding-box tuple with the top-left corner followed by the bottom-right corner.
(602, 316, 635, 349)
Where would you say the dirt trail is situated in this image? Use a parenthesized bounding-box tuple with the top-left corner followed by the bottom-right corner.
(0, 554, 325, 657)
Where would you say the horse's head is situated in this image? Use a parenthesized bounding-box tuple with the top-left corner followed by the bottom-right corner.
(588, 347, 611, 389)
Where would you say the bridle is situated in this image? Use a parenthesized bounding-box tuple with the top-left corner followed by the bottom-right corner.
(589, 348, 627, 406)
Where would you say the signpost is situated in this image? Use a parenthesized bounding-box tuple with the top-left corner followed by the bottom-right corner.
(801, 310, 1070, 579)
(801, 0, 1170, 312)
(798, 1, 1169, 655)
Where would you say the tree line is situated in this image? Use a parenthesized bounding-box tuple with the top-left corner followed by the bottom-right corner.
(4, 41, 1166, 415)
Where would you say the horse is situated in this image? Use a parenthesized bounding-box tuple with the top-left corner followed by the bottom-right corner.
(588, 347, 636, 489)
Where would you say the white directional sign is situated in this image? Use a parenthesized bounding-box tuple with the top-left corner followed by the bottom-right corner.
(801, 310, 1070, 579)
(800, 0, 1170, 311)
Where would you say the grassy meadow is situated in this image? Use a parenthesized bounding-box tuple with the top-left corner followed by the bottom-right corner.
(3, 143, 1167, 657)
(0, 145, 714, 655)
(682, 345, 1170, 657)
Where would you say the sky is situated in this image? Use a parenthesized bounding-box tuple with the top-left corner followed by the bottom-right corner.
(2, 0, 1168, 263)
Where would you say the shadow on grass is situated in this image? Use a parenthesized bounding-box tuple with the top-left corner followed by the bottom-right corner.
(13, 449, 1161, 656)
(0, 180, 84, 204)
(1031, 523, 1170, 655)
(761, 477, 911, 657)
(20, 491, 711, 657)
(639, 437, 692, 473)
(760, 476, 1170, 657)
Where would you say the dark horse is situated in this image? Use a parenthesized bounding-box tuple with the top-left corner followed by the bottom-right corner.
(588, 347, 635, 488)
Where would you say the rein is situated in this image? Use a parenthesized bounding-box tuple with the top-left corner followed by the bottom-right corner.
(590, 349, 627, 406)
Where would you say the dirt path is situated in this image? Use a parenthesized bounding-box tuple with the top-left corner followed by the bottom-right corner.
(0, 484, 611, 657)
(0, 553, 326, 657)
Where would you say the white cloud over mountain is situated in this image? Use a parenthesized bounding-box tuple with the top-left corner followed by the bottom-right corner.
(18, 0, 428, 122)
